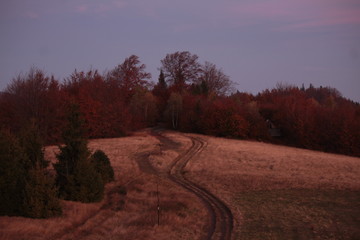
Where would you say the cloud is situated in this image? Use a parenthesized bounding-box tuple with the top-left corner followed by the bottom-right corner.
(223, 0, 360, 30)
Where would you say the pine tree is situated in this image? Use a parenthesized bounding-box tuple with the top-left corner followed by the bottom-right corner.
(0, 126, 61, 218)
(158, 69, 167, 89)
(0, 129, 26, 216)
(54, 104, 104, 202)
(71, 157, 104, 202)
(22, 168, 62, 218)
(19, 119, 49, 169)
(20, 121, 61, 218)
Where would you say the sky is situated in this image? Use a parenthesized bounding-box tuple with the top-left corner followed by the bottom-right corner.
(1, 0, 360, 102)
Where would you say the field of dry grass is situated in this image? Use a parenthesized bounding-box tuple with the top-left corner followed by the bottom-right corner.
(1, 130, 359, 239)
(180, 133, 360, 239)
(0, 130, 207, 240)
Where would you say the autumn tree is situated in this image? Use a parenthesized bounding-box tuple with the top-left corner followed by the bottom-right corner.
(130, 90, 158, 127)
(160, 51, 201, 90)
(202, 98, 249, 138)
(108, 55, 151, 102)
(3, 67, 64, 143)
(178, 95, 206, 133)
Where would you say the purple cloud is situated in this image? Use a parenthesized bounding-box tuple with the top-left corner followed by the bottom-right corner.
(223, 0, 360, 30)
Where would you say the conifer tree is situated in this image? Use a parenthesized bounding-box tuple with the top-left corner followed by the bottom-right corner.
(54, 104, 104, 202)
(22, 168, 62, 218)
(158, 69, 167, 89)
(19, 120, 49, 169)
(0, 125, 61, 218)
(0, 129, 26, 216)
(20, 121, 61, 218)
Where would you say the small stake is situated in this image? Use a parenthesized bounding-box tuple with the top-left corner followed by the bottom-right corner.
(157, 178, 160, 226)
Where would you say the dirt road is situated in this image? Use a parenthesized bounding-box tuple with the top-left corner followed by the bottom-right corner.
(14, 130, 232, 240)
(152, 130, 233, 240)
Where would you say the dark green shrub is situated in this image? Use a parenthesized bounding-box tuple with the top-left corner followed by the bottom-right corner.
(91, 150, 115, 183)
(19, 120, 49, 169)
(0, 128, 62, 218)
(0, 129, 26, 216)
(54, 104, 104, 202)
(23, 168, 62, 218)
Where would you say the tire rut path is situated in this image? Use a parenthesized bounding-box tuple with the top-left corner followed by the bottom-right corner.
(152, 130, 233, 240)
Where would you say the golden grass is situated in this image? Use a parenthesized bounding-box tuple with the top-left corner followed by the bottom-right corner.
(0, 129, 207, 240)
(2, 130, 358, 239)
(180, 133, 360, 239)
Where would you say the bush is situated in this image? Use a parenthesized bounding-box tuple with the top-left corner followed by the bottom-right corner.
(91, 150, 115, 183)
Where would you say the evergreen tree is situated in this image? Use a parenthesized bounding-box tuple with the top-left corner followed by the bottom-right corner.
(158, 69, 167, 89)
(0, 126, 61, 218)
(0, 129, 26, 216)
(19, 119, 49, 169)
(19, 121, 61, 218)
(22, 168, 62, 218)
(71, 157, 104, 202)
(54, 104, 104, 202)
(91, 150, 114, 183)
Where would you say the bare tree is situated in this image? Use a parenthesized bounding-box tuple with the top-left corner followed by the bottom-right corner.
(198, 62, 232, 96)
(160, 51, 201, 87)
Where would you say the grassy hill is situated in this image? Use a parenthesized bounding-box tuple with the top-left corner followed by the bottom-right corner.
(1, 131, 359, 239)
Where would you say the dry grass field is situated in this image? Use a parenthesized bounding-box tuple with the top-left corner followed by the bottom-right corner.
(0, 130, 207, 240)
(0, 130, 359, 239)
(180, 133, 360, 239)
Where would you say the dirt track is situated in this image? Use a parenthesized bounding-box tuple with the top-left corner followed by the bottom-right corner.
(2, 130, 232, 240)
(152, 130, 233, 240)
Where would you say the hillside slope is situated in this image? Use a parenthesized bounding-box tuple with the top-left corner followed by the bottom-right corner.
(1, 130, 359, 239)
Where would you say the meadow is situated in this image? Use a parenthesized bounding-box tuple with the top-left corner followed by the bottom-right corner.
(1, 130, 359, 239)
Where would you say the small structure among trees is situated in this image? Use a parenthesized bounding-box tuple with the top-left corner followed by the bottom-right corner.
(266, 119, 281, 137)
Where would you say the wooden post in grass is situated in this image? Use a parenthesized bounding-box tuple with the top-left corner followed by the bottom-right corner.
(157, 180, 160, 226)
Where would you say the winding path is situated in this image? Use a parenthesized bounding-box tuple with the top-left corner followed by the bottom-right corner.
(52, 130, 233, 240)
(153, 131, 233, 240)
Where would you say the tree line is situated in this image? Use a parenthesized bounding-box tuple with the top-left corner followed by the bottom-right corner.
(1, 51, 359, 158)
